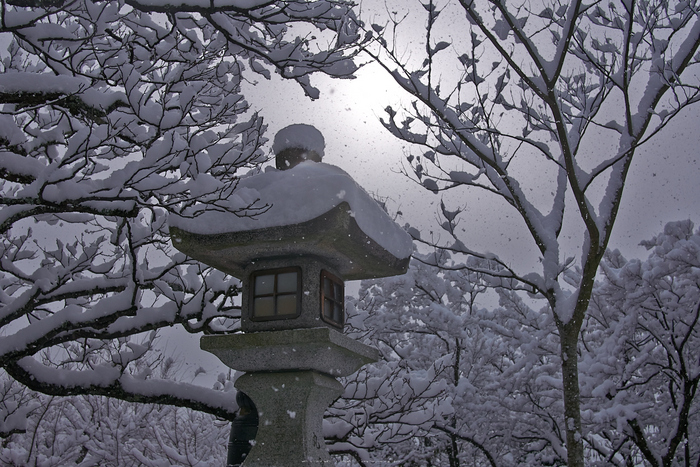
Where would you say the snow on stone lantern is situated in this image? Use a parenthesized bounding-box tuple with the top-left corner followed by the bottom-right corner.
(168, 124, 412, 466)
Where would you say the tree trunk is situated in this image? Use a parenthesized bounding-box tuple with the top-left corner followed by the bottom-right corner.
(559, 321, 584, 467)
(448, 422, 460, 467)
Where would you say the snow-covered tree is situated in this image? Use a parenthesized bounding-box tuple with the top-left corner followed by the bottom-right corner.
(584, 220, 700, 467)
(0, 362, 235, 466)
(333, 222, 699, 466)
(363, 1, 700, 465)
(330, 254, 574, 466)
(0, 0, 360, 432)
(327, 253, 462, 465)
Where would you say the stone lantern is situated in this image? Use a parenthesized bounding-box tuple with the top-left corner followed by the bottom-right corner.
(169, 124, 411, 466)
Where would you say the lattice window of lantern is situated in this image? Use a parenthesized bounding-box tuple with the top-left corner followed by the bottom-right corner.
(251, 267, 301, 321)
(320, 270, 344, 328)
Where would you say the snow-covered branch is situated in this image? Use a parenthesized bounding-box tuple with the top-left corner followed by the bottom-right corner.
(0, 0, 361, 431)
(5, 357, 238, 420)
(364, 1, 700, 465)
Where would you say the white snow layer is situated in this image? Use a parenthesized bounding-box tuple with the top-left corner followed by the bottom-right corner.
(124, 0, 271, 8)
(0, 72, 125, 110)
(170, 162, 413, 259)
(272, 124, 325, 157)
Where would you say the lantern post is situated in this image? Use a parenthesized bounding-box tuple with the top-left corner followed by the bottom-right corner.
(169, 125, 411, 466)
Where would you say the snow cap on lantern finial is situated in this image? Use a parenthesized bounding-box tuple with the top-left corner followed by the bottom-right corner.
(273, 124, 325, 170)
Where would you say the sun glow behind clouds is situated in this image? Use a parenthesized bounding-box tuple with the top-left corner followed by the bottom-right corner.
(244, 60, 412, 186)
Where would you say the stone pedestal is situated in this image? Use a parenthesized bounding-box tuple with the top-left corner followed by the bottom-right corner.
(235, 371, 341, 466)
(201, 328, 378, 466)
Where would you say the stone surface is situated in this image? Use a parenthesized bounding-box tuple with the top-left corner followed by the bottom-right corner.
(201, 327, 378, 377)
(235, 371, 341, 466)
(169, 202, 410, 281)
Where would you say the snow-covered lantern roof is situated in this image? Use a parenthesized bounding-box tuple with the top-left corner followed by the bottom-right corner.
(169, 124, 412, 333)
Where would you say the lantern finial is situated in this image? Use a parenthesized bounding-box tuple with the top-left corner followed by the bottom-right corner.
(273, 124, 325, 170)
